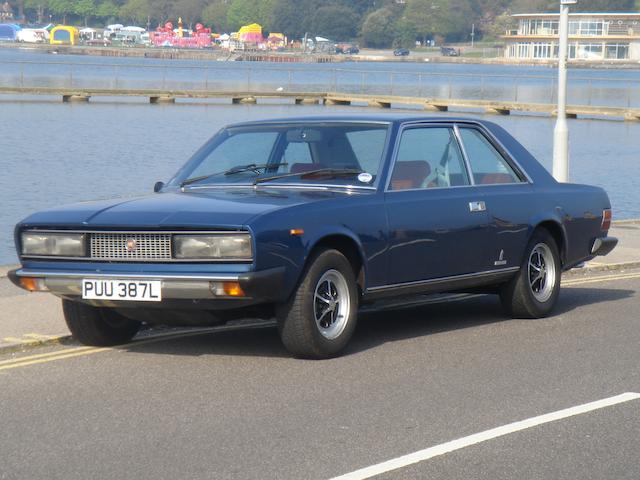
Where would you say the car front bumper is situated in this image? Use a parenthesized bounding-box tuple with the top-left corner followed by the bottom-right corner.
(8, 266, 286, 309)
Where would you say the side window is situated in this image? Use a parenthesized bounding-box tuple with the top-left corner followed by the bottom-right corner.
(459, 129, 522, 185)
(389, 127, 469, 191)
(346, 129, 387, 174)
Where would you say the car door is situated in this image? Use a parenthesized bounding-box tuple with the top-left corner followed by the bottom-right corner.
(384, 124, 489, 285)
(457, 126, 534, 272)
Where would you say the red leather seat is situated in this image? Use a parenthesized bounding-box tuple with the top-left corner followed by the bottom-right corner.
(478, 173, 514, 185)
(290, 163, 325, 174)
(390, 161, 430, 190)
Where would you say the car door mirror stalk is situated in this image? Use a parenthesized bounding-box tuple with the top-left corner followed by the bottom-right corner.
(154, 181, 165, 193)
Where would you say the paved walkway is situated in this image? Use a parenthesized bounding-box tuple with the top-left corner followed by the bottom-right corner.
(0, 222, 638, 353)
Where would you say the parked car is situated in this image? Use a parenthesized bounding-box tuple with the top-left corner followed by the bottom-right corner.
(441, 46, 460, 56)
(9, 115, 617, 358)
(393, 48, 410, 56)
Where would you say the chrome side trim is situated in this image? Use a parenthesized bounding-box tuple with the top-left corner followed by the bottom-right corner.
(367, 266, 520, 293)
(12, 269, 241, 282)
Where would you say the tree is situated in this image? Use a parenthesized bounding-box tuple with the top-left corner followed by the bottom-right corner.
(119, 0, 150, 24)
(403, 0, 474, 43)
(97, 0, 119, 22)
(23, 0, 48, 23)
(226, 0, 258, 30)
(74, 0, 95, 26)
(48, 0, 73, 23)
(270, 0, 314, 39)
(171, 0, 207, 26)
(574, 0, 636, 11)
(202, 0, 230, 31)
(361, 7, 397, 47)
(484, 11, 516, 40)
(311, 5, 358, 39)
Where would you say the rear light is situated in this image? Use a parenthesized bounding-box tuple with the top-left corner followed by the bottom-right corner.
(601, 209, 612, 232)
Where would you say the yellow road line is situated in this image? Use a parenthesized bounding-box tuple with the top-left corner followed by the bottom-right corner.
(0, 270, 636, 372)
(563, 272, 640, 286)
(0, 322, 273, 372)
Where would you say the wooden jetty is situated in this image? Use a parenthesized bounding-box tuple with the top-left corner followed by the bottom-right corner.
(1, 86, 638, 122)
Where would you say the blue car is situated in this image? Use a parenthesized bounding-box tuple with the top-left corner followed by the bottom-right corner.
(9, 115, 617, 358)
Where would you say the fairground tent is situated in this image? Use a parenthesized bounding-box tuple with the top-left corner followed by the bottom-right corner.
(238, 23, 262, 43)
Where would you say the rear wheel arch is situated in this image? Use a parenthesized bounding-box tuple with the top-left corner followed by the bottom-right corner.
(531, 220, 566, 267)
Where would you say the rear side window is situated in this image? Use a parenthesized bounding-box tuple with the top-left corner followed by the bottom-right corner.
(459, 129, 522, 185)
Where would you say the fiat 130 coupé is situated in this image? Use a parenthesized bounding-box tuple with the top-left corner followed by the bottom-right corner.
(9, 115, 617, 358)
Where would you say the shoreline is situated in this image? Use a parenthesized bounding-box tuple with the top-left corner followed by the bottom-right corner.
(2, 43, 640, 69)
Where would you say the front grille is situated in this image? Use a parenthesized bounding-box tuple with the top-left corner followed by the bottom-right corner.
(90, 233, 172, 261)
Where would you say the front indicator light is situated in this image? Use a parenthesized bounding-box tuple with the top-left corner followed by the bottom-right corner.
(19, 277, 48, 292)
(210, 281, 246, 297)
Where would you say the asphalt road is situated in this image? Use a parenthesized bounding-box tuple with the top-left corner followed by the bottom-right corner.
(1, 270, 639, 480)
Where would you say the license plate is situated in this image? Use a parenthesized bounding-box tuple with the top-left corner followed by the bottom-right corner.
(82, 279, 162, 302)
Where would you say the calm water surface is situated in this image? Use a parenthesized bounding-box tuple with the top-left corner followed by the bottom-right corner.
(0, 98, 638, 264)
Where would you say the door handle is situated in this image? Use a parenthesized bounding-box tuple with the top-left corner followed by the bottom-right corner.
(469, 201, 486, 212)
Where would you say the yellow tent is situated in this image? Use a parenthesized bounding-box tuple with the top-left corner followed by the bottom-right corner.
(50, 26, 79, 45)
(238, 23, 262, 42)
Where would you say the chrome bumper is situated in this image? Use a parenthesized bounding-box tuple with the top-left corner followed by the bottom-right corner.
(8, 267, 285, 303)
(591, 236, 618, 256)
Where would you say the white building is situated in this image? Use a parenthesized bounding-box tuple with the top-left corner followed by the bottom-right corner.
(504, 12, 640, 61)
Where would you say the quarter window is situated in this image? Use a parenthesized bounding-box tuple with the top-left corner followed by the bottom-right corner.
(459, 129, 521, 185)
(390, 127, 469, 191)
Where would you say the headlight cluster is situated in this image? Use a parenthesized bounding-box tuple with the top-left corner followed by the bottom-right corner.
(173, 234, 253, 260)
(20, 231, 253, 261)
(21, 232, 86, 257)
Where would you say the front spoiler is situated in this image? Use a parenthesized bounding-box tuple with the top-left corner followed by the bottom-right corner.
(8, 267, 286, 308)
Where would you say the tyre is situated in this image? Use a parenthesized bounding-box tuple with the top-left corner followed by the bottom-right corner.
(276, 249, 359, 359)
(62, 299, 142, 346)
(500, 229, 561, 318)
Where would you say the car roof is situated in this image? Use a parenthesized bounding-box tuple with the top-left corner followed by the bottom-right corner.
(226, 114, 496, 129)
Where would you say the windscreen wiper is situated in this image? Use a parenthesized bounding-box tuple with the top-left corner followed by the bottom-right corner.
(180, 163, 288, 188)
(254, 168, 363, 185)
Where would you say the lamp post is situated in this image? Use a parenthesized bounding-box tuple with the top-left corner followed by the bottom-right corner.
(552, 0, 576, 182)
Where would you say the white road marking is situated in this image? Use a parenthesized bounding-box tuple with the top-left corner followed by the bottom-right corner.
(330, 392, 640, 480)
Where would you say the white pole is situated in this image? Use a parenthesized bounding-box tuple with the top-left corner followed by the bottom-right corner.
(553, 0, 575, 182)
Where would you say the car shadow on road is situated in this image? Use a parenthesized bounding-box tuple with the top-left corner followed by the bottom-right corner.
(120, 286, 633, 359)
(346, 286, 634, 356)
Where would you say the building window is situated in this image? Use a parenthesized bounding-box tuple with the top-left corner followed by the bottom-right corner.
(576, 43, 604, 60)
(605, 43, 629, 59)
(569, 20, 607, 36)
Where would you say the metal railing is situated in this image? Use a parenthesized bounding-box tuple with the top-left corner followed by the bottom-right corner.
(0, 60, 638, 108)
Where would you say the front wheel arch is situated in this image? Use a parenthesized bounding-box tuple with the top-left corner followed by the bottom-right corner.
(304, 233, 366, 296)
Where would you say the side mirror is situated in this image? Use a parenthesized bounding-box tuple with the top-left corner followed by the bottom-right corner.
(153, 181, 165, 193)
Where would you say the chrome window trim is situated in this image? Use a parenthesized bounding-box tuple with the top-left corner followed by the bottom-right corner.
(453, 124, 475, 186)
(384, 122, 473, 193)
(367, 266, 520, 293)
(456, 124, 534, 185)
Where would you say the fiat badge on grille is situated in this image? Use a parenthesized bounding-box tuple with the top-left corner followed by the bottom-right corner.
(125, 238, 138, 252)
